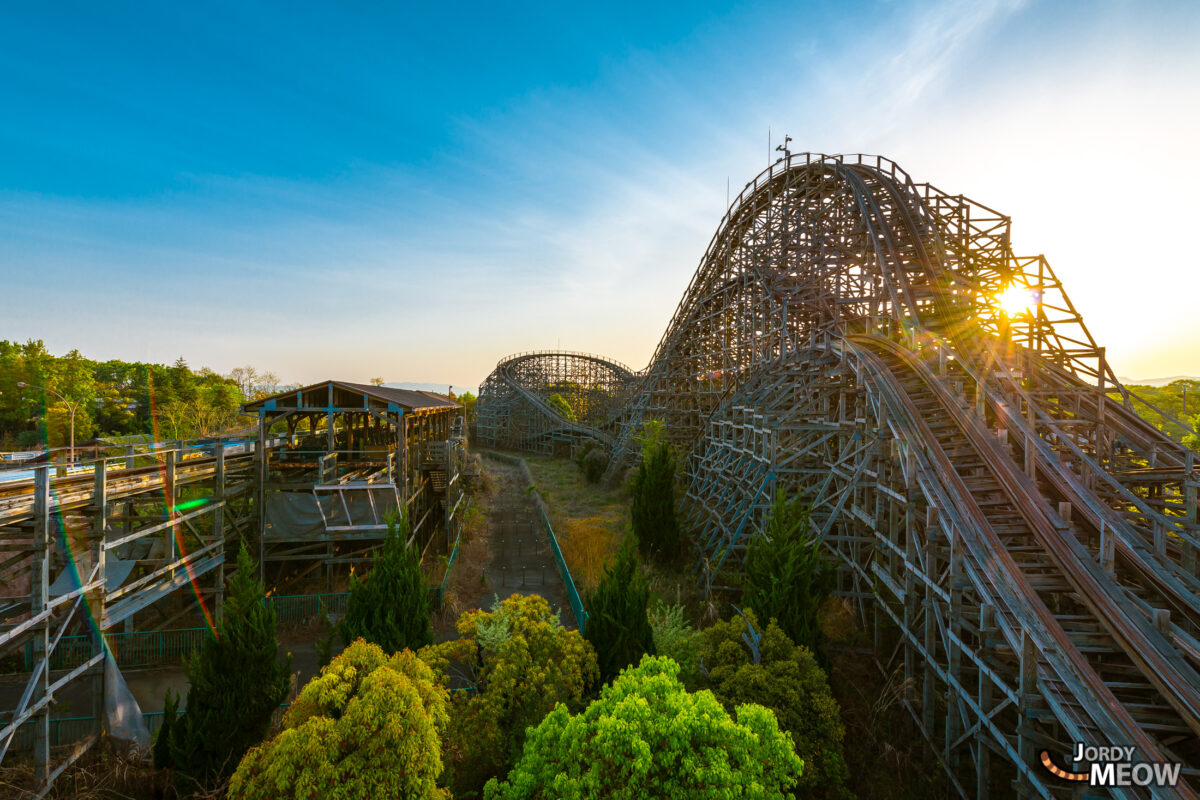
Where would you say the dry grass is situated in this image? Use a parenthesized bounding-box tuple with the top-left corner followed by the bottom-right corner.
(0, 740, 166, 800)
(522, 455, 627, 591)
(557, 516, 621, 591)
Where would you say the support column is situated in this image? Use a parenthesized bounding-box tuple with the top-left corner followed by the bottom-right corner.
(1017, 631, 1038, 798)
(90, 460, 109, 738)
(214, 443, 226, 623)
(31, 466, 51, 785)
(976, 604, 995, 800)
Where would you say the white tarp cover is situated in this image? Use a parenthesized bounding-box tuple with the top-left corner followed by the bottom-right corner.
(104, 654, 150, 748)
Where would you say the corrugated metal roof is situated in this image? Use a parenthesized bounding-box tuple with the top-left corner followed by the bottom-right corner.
(242, 380, 460, 413)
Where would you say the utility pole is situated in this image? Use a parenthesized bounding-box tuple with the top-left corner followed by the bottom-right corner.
(18, 382, 85, 465)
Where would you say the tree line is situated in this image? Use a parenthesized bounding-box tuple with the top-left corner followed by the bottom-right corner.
(0, 339, 289, 450)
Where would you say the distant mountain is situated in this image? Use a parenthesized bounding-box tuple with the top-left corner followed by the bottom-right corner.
(384, 382, 476, 396)
(1118, 376, 1200, 387)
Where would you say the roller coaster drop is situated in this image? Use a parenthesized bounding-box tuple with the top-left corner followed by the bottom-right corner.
(477, 154, 1200, 798)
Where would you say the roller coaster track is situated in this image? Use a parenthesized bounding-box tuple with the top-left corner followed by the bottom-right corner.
(478, 153, 1200, 797)
(477, 350, 636, 453)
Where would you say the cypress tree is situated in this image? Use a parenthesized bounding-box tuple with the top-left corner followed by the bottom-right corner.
(339, 511, 432, 652)
(743, 490, 833, 653)
(583, 536, 655, 685)
(631, 439, 681, 563)
(152, 687, 179, 770)
(169, 542, 290, 793)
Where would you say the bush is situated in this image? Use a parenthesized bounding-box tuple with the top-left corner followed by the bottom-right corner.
(631, 437, 680, 563)
(419, 594, 598, 796)
(702, 610, 850, 799)
(648, 599, 702, 690)
(485, 655, 803, 799)
(581, 447, 607, 483)
(743, 490, 832, 653)
(583, 537, 655, 685)
(340, 512, 432, 652)
(229, 640, 450, 800)
(167, 542, 290, 792)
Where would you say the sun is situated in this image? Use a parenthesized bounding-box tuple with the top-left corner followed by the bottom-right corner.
(997, 284, 1038, 316)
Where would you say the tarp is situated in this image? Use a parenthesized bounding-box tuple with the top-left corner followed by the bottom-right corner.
(265, 492, 329, 541)
(48, 558, 136, 597)
(104, 654, 150, 748)
(264, 489, 399, 540)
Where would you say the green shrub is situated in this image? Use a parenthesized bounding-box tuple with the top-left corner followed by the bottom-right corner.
(648, 599, 702, 689)
(574, 439, 597, 468)
(743, 490, 832, 653)
(419, 594, 599, 797)
(583, 537, 655, 685)
(168, 542, 290, 793)
(340, 512, 432, 652)
(581, 448, 607, 483)
(702, 610, 851, 799)
(485, 655, 803, 799)
(229, 640, 450, 800)
(631, 438, 681, 562)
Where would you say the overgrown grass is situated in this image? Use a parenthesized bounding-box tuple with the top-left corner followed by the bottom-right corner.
(522, 454, 706, 623)
(522, 454, 627, 592)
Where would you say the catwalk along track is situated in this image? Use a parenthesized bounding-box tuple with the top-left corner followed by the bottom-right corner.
(477, 153, 1200, 798)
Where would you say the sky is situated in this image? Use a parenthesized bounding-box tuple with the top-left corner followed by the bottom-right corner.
(1, 0, 1198, 389)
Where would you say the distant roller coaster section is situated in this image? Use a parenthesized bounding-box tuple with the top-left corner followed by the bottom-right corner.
(476, 350, 635, 454)
(478, 153, 1200, 798)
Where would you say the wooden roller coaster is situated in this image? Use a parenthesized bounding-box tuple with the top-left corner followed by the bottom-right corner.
(477, 153, 1200, 798)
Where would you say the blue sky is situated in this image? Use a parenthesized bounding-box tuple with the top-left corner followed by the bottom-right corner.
(2, 1, 1198, 388)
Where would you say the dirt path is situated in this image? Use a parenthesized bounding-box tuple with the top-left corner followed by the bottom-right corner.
(437, 456, 572, 632)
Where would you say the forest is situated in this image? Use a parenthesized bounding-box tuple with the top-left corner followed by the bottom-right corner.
(1117, 379, 1200, 450)
(0, 340, 285, 452)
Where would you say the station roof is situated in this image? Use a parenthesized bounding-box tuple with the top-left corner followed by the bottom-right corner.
(242, 380, 460, 415)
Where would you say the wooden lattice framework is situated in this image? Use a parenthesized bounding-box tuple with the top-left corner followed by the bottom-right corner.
(478, 153, 1200, 798)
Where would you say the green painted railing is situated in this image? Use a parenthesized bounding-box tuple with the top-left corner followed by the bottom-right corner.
(534, 502, 588, 633)
(265, 592, 348, 626)
(24, 627, 215, 672)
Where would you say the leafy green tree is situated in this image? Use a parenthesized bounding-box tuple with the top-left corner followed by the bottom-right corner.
(419, 594, 599, 796)
(702, 610, 851, 799)
(167, 543, 290, 793)
(229, 640, 450, 800)
(743, 490, 832, 653)
(631, 426, 681, 562)
(458, 391, 478, 424)
(583, 537, 655, 685)
(547, 392, 576, 421)
(484, 655, 803, 800)
(339, 512, 432, 652)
